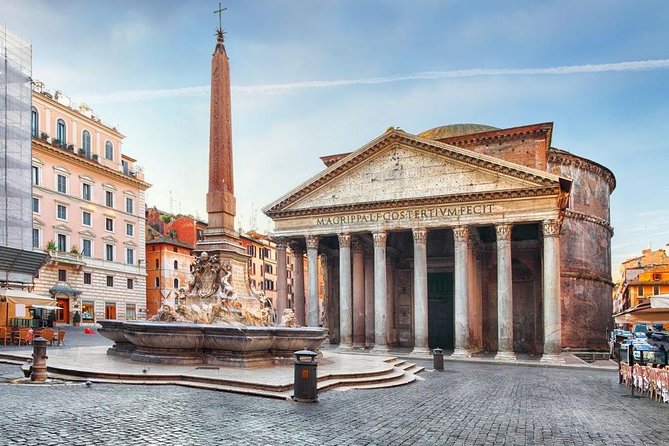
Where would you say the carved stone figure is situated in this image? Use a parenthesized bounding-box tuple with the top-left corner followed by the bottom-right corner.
(280, 308, 298, 327)
(186, 251, 222, 302)
(220, 260, 236, 300)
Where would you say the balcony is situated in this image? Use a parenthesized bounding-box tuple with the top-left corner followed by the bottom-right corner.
(49, 250, 86, 268)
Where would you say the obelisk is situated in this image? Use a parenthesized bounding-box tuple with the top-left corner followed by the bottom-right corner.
(195, 12, 249, 294)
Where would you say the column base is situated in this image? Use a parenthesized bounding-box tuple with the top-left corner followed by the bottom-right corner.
(540, 353, 565, 364)
(451, 348, 471, 358)
(494, 351, 517, 361)
(337, 343, 353, 353)
(371, 345, 389, 354)
(410, 346, 431, 356)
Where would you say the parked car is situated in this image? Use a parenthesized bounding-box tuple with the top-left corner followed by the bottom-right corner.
(630, 340, 660, 361)
(634, 332, 648, 339)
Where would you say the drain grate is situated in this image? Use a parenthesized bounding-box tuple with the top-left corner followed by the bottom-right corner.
(195, 366, 220, 370)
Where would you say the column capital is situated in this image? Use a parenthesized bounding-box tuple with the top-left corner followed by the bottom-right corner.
(272, 236, 288, 250)
(306, 234, 320, 249)
(453, 226, 469, 242)
(338, 233, 351, 248)
(373, 231, 387, 247)
(542, 220, 561, 238)
(412, 227, 428, 244)
(351, 237, 364, 254)
(495, 224, 513, 241)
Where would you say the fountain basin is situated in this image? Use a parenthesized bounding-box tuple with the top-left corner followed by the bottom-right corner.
(98, 320, 327, 367)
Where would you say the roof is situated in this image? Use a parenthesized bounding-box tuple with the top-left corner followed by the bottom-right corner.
(0, 245, 50, 281)
(146, 236, 194, 250)
(417, 123, 500, 140)
(49, 281, 81, 296)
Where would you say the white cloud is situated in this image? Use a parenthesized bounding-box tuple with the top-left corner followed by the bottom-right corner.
(81, 59, 669, 103)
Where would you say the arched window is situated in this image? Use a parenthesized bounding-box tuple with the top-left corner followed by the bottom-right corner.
(82, 130, 91, 157)
(31, 107, 39, 137)
(155, 258, 159, 268)
(173, 260, 178, 270)
(105, 141, 114, 160)
(173, 278, 179, 289)
(56, 119, 66, 144)
(155, 277, 160, 288)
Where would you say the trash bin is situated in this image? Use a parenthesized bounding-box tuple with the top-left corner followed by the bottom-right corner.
(293, 349, 318, 403)
(433, 348, 444, 371)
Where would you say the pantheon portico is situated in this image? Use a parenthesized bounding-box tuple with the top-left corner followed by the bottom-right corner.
(264, 123, 616, 359)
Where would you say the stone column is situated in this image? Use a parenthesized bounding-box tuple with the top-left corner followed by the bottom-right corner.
(306, 235, 320, 327)
(290, 241, 306, 326)
(452, 226, 470, 357)
(412, 228, 430, 355)
(364, 249, 375, 347)
(338, 233, 353, 349)
(352, 238, 366, 347)
(275, 237, 288, 325)
(494, 224, 516, 361)
(372, 232, 388, 352)
(541, 219, 563, 363)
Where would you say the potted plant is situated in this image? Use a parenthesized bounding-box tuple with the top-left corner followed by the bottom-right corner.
(40, 132, 49, 141)
(70, 245, 79, 255)
(47, 310, 57, 328)
(72, 311, 81, 327)
(45, 240, 57, 252)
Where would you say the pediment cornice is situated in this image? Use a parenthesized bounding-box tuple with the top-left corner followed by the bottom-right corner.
(264, 130, 566, 217)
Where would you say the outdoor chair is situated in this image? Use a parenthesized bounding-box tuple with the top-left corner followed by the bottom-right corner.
(16, 328, 31, 346)
(55, 330, 65, 346)
(0, 327, 11, 345)
(40, 328, 54, 345)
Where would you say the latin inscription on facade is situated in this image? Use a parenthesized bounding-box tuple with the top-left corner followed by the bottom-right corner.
(316, 204, 494, 226)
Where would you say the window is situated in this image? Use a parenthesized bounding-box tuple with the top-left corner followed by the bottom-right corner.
(126, 223, 134, 237)
(105, 191, 114, 207)
(31, 107, 39, 137)
(57, 174, 67, 193)
(155, 258, 160, 268)
(57, 234, 67, 252)
(126, 248, 134, 265)
(84, 272, 92, 284)
(125, 197, 134, 214)
(58, 269, 66, 281)
(653, 273, 661, 281)
(105, 218, 114, 232)
(32, 228, 40, 249)
(57, 204, 67, 220)
(82, 301, 94, 322)
(105, 244, 114, 261)
(82, 211, 92, 226)
(56, 119, 66, 144)
(105, 141, 113, 160)
(654, 285, 660, 295)
(252, 263, 256, 275)
(173, 260, 178, 270)
(82, 130, 91, 157)
(121, 160, 129, 175)
(127, 278, 134, 290)
(265, 264, 273, 274)
(82, 239, 92, 257)
(32, 197, 39, 213)
(126, 304, 136, 320)
(173, 278, 179, 289)
(106, 276, 114, 287)
(82, 183, 92, 201)
(197, 229, 204, 241)
(31, 166, 39, 185)
(264, 279, 274, 291)
(638, 286, 644, 296)
(155, 277, 160, 288)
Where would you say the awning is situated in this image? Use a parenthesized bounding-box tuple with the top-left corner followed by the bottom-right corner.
(48, 281, 81, 296)
(0, 289, 57, 307)
(31, 305, 61, 311)
(0, 245, 50, 281)
(613, 295, 669, 324)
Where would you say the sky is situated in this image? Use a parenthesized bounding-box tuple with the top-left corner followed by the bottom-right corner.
(2, 0, 668, 276)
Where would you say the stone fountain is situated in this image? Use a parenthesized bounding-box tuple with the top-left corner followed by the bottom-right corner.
(98, 251, 327, 367)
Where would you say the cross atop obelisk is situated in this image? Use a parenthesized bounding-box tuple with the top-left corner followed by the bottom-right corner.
(214, 3, 227, 41)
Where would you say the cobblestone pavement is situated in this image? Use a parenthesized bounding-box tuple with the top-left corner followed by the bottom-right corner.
(0, 360, 667, 446)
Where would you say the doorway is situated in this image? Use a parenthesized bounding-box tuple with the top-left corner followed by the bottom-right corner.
(105, 302, 117, 319)
(56, 298, 69, 323)
(428, 272, 454, 349)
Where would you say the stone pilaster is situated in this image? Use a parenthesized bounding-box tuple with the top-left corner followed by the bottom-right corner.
(411, 228, 430, 355)
(338, 233, 353, 350)
(306, 235, 320, 327)
(541, 219, 563, 363)
(494, 224, 516, 361)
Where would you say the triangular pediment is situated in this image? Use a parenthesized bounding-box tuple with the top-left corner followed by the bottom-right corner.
(264, 130, 566, 216)
(52, 223, 71, 233)
(78, 229, 96, 238)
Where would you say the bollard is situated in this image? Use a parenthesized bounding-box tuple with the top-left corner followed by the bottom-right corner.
(31, 337, 48, 382)
(292, 349, 318, 403)
(433, 348, 444, 371)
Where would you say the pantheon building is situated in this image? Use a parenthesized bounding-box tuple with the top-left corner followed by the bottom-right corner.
(263, 123, 615, 360)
